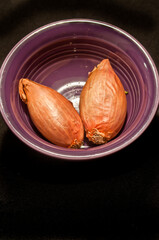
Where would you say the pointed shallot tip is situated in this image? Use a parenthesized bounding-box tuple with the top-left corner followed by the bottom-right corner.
(96, 59, 110, 70)
(19, 78, 28, 103)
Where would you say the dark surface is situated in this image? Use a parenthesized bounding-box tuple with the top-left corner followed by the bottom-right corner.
(0, 0, 159, 239)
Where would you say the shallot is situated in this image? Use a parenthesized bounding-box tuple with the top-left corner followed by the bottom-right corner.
(80, 59, 127, 144)
(19, 78, 84, 148)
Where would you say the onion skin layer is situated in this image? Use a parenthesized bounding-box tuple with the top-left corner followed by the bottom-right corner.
(19, 78, 84, 148)
(79, 59, 127, 144)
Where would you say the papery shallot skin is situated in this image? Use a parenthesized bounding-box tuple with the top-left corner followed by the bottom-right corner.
(19, 79, 84, 148)
(79, 59, 127, 144)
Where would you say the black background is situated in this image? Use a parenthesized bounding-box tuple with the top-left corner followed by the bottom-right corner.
(0, 0, 159, 239)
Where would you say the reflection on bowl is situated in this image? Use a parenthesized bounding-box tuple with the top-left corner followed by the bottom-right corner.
(0, 19, 159, 160)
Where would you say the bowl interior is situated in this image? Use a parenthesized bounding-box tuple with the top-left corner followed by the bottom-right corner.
(0, 19, 158, 160)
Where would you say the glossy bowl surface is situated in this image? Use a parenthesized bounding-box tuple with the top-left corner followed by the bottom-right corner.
(0, 19, 159, 160)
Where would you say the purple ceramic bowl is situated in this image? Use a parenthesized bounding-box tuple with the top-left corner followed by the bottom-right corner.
(0, 19, 159, 160)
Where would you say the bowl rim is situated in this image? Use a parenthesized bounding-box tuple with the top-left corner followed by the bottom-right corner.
(0, 18, 159, 160)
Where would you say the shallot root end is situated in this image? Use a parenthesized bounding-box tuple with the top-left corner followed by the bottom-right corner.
(86, 129, 108, 145)
(69, 139, 83, 149)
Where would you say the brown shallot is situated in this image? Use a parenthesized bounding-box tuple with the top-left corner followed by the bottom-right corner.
(19, 78, 84, 148)
(80, 59, 127, 144)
